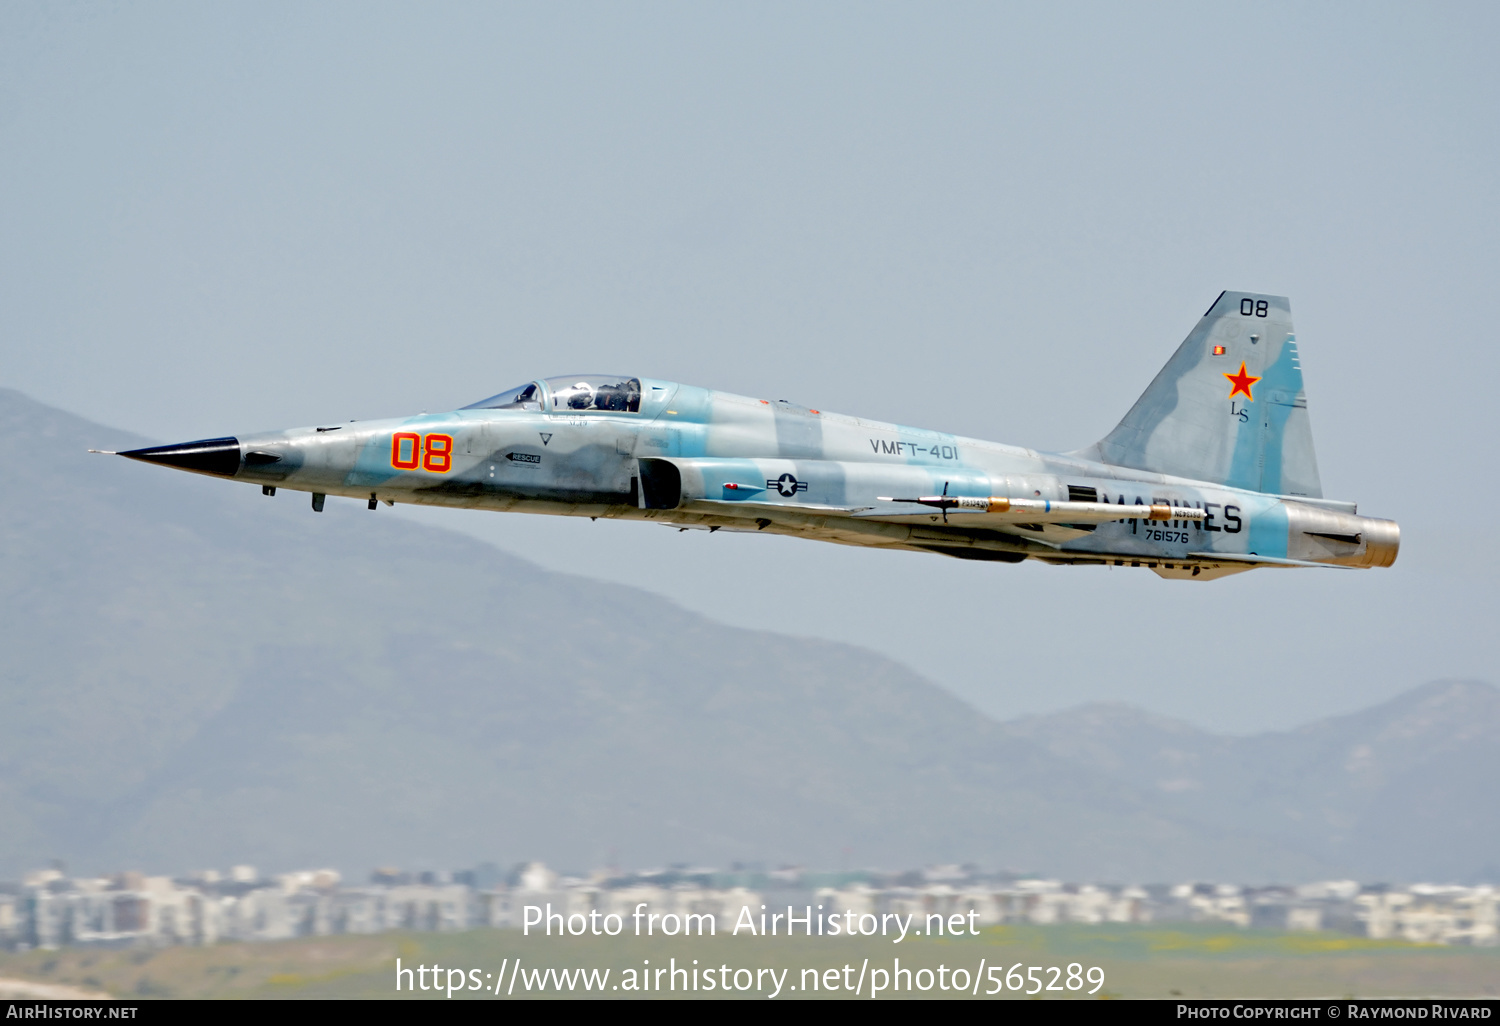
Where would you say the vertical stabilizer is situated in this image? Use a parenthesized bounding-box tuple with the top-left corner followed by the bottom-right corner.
(1081, 292, 1322, 497)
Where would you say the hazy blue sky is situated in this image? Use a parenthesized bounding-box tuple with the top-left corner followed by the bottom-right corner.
(3, 2, 1496, 732)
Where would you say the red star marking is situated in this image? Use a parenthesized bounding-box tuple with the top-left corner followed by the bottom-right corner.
(1224, 361, 1261, 401)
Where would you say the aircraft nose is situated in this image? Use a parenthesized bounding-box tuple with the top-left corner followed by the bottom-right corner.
(118, 437, 241, 477)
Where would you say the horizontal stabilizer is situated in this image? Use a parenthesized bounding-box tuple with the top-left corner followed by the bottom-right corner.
(1185, 551, 1354, 569)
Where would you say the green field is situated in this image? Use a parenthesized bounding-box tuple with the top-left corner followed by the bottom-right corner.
(1, 925, 1496, 1000)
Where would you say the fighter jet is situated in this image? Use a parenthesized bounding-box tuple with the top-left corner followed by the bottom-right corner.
(101, 292, 1397, 580)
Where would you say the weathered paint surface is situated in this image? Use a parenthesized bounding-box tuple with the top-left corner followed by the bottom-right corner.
(114, 294, 1398, 581)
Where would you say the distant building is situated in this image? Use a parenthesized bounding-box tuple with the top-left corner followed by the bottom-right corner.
(1, 863, 1494, 951)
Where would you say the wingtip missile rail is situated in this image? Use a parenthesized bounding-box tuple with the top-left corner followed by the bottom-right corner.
(878, 496, 1206, 523)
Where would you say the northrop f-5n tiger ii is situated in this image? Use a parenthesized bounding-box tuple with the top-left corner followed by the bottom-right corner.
(103, 292, 1398, 580)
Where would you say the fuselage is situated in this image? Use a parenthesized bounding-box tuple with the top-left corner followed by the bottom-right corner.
(123, 374, 1398, 581)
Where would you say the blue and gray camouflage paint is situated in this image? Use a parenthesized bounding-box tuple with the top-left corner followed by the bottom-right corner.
(105, 292, 1398, 581)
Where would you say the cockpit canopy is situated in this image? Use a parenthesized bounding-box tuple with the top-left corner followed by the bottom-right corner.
(546, 375, 642, 412)
(462, 382, 543, 411)
(463, 376, 642, 414)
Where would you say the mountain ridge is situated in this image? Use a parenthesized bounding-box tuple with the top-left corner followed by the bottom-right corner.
(1003, 679, 1500, 880)
(0, 388, 1493, 883)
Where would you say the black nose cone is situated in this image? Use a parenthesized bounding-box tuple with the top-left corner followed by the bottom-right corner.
(119, 437, 241, 477)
